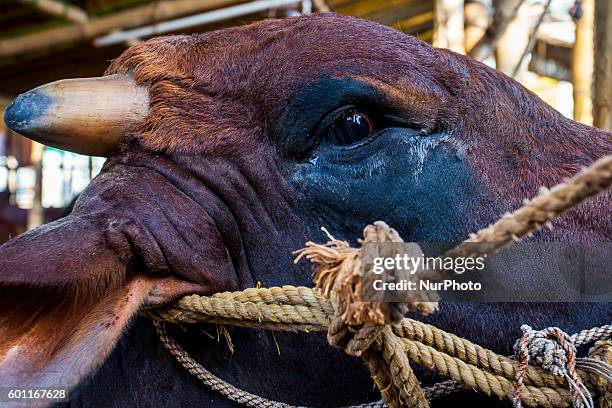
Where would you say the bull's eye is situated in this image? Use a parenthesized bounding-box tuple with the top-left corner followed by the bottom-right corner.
(322, 109, 375, 147)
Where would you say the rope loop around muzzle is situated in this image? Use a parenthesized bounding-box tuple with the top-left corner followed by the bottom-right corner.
(147, 155, 612, 408)
(297, 222, 432, 408)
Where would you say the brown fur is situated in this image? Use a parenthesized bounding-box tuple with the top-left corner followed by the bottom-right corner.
(0, 13, 609, 406)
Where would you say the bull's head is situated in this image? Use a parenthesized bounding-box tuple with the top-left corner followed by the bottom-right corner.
(0, 13, 609, 400)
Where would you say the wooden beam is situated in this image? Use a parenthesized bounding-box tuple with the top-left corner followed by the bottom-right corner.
(27, 142, 44, 230)
(0, 0, 242, 58)
(17, 0, 88, 24)
(358, 0, 431, 28)
(335, 0, 429, 19)
(464, 1, 489, 52)
(94, 0, 301, 47)
(494, 6, 528, 75)
(312, 0, 331, 12)
(433, 0, 465, 53)
(594, 0, 611, 130)
(469, 0, 526, 60)
(572, 0, 594, 125)
(392, 10, 434, 32)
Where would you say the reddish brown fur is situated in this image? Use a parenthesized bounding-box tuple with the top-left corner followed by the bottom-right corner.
(104, 14, 610, 246)
(106, 15, 609, 216)
(0, 276, 128, 367)
(106, 15, 472, 156)
(0, 13, 609, 405)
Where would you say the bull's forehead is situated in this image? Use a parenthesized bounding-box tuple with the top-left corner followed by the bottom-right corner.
(106, 14, 466, 154)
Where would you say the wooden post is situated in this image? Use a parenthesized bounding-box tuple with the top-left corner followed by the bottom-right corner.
(27, 142, 44, 230)
(465, 1, 489, 52)
(469, 0, 525, 60)
(433, 0, 465, 54)
(572, 0, 594, 125)
(495, 2, 529, 76)
(0, 0, 241, 58)
(17, 0, 88, 24)
(594, 0, 612, 130)
(312, 0, 331, 12)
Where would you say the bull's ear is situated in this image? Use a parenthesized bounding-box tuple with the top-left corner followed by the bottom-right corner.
(0, 155, 237, 399)
(0, 215, 158, 401)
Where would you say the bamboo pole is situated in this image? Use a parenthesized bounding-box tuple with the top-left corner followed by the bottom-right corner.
(593, 0, 612, 130)
(17, 0, 88, 24)
(0, 0, 241, 58)
(572, 0, 594, 125)
(494, 2, 529, 76)
(510, 0, 552, 78)
(464, 1, 489, 52)
(469, 0, 526, 60)
(433, 0, 465, 54)
(312, 0, 331, 12)
(27, 142, 44, 230)
(94, 0, 301, 47)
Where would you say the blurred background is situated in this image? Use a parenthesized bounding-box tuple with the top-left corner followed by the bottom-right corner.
(0, 0, 610, 243)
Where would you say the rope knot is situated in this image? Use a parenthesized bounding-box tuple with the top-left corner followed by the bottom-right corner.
(514, 325, 576, 377)
(295, 222, 434, 407)
(513, 325, 593, 408)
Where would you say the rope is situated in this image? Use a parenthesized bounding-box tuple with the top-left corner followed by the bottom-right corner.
(314, 223, 431, 408)
(147, 286, 612, 407)
(573, 326, 612, 346)
(441, 154, 612, 264)
(586, 341, 612, 407)
(147, 155, 612, 407)
(154, 319, 530, 408)
(154, 319, 467, 408)
(513, 326, 592, 408)
(154, 320, 297, 408)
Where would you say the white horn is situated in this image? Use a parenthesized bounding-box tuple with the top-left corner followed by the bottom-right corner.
(3, 74, 149, 156)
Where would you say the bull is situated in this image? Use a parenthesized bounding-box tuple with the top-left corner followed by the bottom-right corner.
(0, 14, 610, 407)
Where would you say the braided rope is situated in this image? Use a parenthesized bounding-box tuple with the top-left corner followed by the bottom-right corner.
(586, 341, 612, 407)
(316, 223, 432, 408)
(371, 328, 429, 408)
(148, 155, 612, 407)
(573, 326, 612, 346)
(400, 337, 573, 407)
(154, 319, 452, 408)
(154, 320, 297, 408)
(513, 326, 590, 408)
(146, 288, 612, 407)
(442, 155, 612, 262)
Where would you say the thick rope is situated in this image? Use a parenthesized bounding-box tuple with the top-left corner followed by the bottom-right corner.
(364, 328, 428, 408)
(147, 288, 612, 382)
(586, 341, 612, 408)
(147, 286, 612, 407)
(148, 155, 612, 407)
(442, 155, 612, 262)
(154, 319, 466, 408)
(312, 223, 431, 408)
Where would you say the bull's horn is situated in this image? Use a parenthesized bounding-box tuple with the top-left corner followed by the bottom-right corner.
(3, 74, 149, 156)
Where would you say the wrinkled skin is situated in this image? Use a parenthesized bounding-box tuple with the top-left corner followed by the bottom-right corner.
(0, 14, 610, 407)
